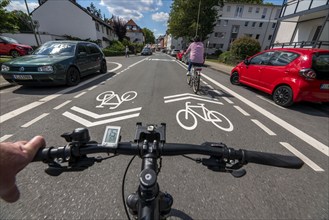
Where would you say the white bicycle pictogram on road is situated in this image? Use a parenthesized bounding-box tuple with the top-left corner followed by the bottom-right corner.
(96, 91, 137, 109)
(176, 102, 234, 131)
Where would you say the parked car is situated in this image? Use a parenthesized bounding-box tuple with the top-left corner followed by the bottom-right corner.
(141, 47, 152, 55)
(0, 36, 33, 58)
(170, 49, 180, 57)
(176, 50, 185, 61)
(0, 41, 107, 86)
(230, 48, 329, 107)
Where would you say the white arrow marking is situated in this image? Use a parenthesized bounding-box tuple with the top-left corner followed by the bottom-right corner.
(164, 96, 223, 105)
(63, 111, 140, 127)
(70, 106, 142, 119)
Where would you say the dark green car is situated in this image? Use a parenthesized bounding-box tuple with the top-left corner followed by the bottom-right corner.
(0, 41, 107, 86)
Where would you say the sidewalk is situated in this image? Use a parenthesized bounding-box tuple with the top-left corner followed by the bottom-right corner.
(0, 60, 233, 90)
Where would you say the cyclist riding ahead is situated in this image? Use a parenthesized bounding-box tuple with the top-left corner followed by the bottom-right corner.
(185, 36, 205, 76)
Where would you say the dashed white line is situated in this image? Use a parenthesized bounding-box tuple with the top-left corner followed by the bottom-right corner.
(0, 134, 13, 142)
(74, 92, 87, 98)
(0, 102, 44, 124)
(251, 119, 276, 136)
(53, 100, 72, 110)
(223, 97, 234, 104)
(234, 105, 250, 116)
(280, 142, 324, 172)
(21, 113, 49, 128)
(88, 85, 98, 91)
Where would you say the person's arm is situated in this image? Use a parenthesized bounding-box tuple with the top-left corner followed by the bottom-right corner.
(0, 136, 45, 203)
(185, 43, 192, 54)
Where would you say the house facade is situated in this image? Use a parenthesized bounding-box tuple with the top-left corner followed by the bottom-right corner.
(206, 3, 281, 54)
(125, 19, 144, 44)
(270, 0, 329, 49)
(31, 0, 117, 48)
(165, 34, 183, 51)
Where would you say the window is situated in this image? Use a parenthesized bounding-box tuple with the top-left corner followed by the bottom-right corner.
(95, 23, 100, 31)
(102, 25, 104, 33)
(256, 34, 260, 39)
(256, 7, 260, 13)
(268, 52, 299, 66)
(227, 5, 231, 12)
(262, 8, 267, 19)
(245, 34, 252, 37)
(232, 25, 239, 34)
(217, 20, 221, 25)
(235, 6, 243, 17)
(87, 44, 101, 54)
(215, 32, 225, 38)
(272, 23, 276, 28)
(248, 7, 252, 13)
(77, 44, 88, 54)
(250, 51, 275, 65)
(252, 22, 256, 27)
(268, 35, 272, 40)
(245, 21, 249, 27)
(218, 44, 224, 49)
(106, 28, 109, 35)
(259, 22, 263, 28)
(224, 20, 228, 26)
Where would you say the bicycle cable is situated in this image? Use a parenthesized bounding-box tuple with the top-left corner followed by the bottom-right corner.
(122, 155, 136, 220)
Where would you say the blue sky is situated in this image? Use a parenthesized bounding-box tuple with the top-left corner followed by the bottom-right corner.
(6, 0, 283, 38)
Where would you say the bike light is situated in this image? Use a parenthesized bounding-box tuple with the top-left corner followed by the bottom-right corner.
(1, 65, 9, 72)
(38, 65, 53, 72)
(299, 68, 316, 80)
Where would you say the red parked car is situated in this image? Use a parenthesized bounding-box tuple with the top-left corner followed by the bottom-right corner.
(230, 48, 329, 107)
(0, 36, 33, 58)
(176, 50, 185, 61)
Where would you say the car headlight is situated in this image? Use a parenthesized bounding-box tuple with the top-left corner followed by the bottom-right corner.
(1, 65, 10, 72)
(38, 65, 53, 72)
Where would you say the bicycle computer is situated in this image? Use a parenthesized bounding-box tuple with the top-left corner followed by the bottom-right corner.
(102, 126, 121, 147)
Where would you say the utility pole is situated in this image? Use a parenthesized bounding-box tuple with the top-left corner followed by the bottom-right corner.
(24, 0, 40, 46)
(196, 0, 201, 37)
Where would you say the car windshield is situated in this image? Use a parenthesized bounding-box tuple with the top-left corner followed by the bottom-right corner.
(33, 42, 76, 56)
(1, 36, 19, 44)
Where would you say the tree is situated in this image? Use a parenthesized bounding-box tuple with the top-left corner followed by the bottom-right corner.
(12, 10, 33, 32)
(142, 28, 155, 44)
(230, 36, 261, 60)
(168, 0, 224, 41)
(0, 0, 19, 33)
(111, 16, 127, 42)
(86, 2, 102, 19)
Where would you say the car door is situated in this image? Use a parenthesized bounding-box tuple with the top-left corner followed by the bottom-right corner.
(86, 44, 102, 72)
(259, 51, 299, 92)
(76, 43, 91, 74)
(0, 37, 8, 55)
(242, 51, 274, 87)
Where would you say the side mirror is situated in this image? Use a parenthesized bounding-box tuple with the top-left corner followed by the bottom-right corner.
(244, 59, 250, 65)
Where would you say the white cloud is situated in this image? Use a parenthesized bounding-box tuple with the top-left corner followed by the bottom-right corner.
(151, 12, 168, 22)
(5, 1, 39, 13)
(100, 0, 163, 21)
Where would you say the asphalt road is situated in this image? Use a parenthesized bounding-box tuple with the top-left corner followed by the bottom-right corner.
(0, 52, 328, 219)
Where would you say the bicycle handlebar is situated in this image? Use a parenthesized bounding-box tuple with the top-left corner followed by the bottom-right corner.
(33, 142, 303, 169)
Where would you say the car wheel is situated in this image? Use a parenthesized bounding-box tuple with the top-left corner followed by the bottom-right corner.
(66, 67, 80, 86)
(273, 85, 293, 107)
(100, 60, 107, 74)
(230, 71, 240, 85)
(10, 50, 20, 58)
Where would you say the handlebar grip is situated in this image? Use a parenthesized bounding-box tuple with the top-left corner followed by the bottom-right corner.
(32, 147, 49, 162)
(244, 150, 304, 169)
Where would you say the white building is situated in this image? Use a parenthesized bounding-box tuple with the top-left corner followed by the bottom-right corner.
(271, 0, 329, 49)
(125, 19, 144, 44)
(30, 0, 117, 48)
(166, 34, 183, 51)
(206, 3, 281, 54)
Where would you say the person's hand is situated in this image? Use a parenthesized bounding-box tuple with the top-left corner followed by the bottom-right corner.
(0, 136, 45, 203)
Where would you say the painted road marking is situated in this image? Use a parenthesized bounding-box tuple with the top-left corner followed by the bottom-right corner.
(70, 106, 142, 119)
(164, 93, 223, 105)
(202, 74, 329, 157)
(234, 105, 250, 116)
(280, 142, 324, 172)
(251, 119, 276, 136)
(21, 113, 49, 128)
(0, 134, 13, 142)
(88, 85, 98, 91)
(74, 92, 87, 98)
(53, 100, 72, 110)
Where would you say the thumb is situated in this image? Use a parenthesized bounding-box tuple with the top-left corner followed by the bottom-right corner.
(22, 136, 46, 161)
(1, 182, 20, 203)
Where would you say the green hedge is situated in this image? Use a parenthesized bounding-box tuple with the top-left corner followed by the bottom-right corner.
(102, 49, 125, 56)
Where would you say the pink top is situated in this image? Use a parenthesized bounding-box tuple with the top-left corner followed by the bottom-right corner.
(185, 42, 204, 64)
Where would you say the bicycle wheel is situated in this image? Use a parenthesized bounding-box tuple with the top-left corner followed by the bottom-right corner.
(207, 110, 233, 132)
(121, 91, 137, 102)
(192, 73, 200, 94)
(96, 91, 115, 101)
(176, 109, 197, 130)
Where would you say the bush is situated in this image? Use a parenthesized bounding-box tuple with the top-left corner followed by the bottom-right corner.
(106, 40, 125, 52)
(102, 49, 125, 56)
(230, 36, 261, 60)
(218, 51, 239, 65)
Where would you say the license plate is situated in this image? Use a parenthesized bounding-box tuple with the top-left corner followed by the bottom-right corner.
(320, 84, 329, 89)
(13, 75, 32, 80)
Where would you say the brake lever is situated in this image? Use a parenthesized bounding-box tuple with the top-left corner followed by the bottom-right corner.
(44, 156, 100, 176)
(201, 156, 246, 178)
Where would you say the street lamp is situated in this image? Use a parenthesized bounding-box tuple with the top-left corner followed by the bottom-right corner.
(24, 0, 40, 46)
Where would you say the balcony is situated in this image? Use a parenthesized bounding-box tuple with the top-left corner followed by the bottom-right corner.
(270, 40, 329, 49)
(281, 0, 329, 19)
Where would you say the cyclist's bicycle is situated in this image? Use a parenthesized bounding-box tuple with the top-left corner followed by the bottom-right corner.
(33, 123, 304, 220)
(186, 64, 202, 94)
